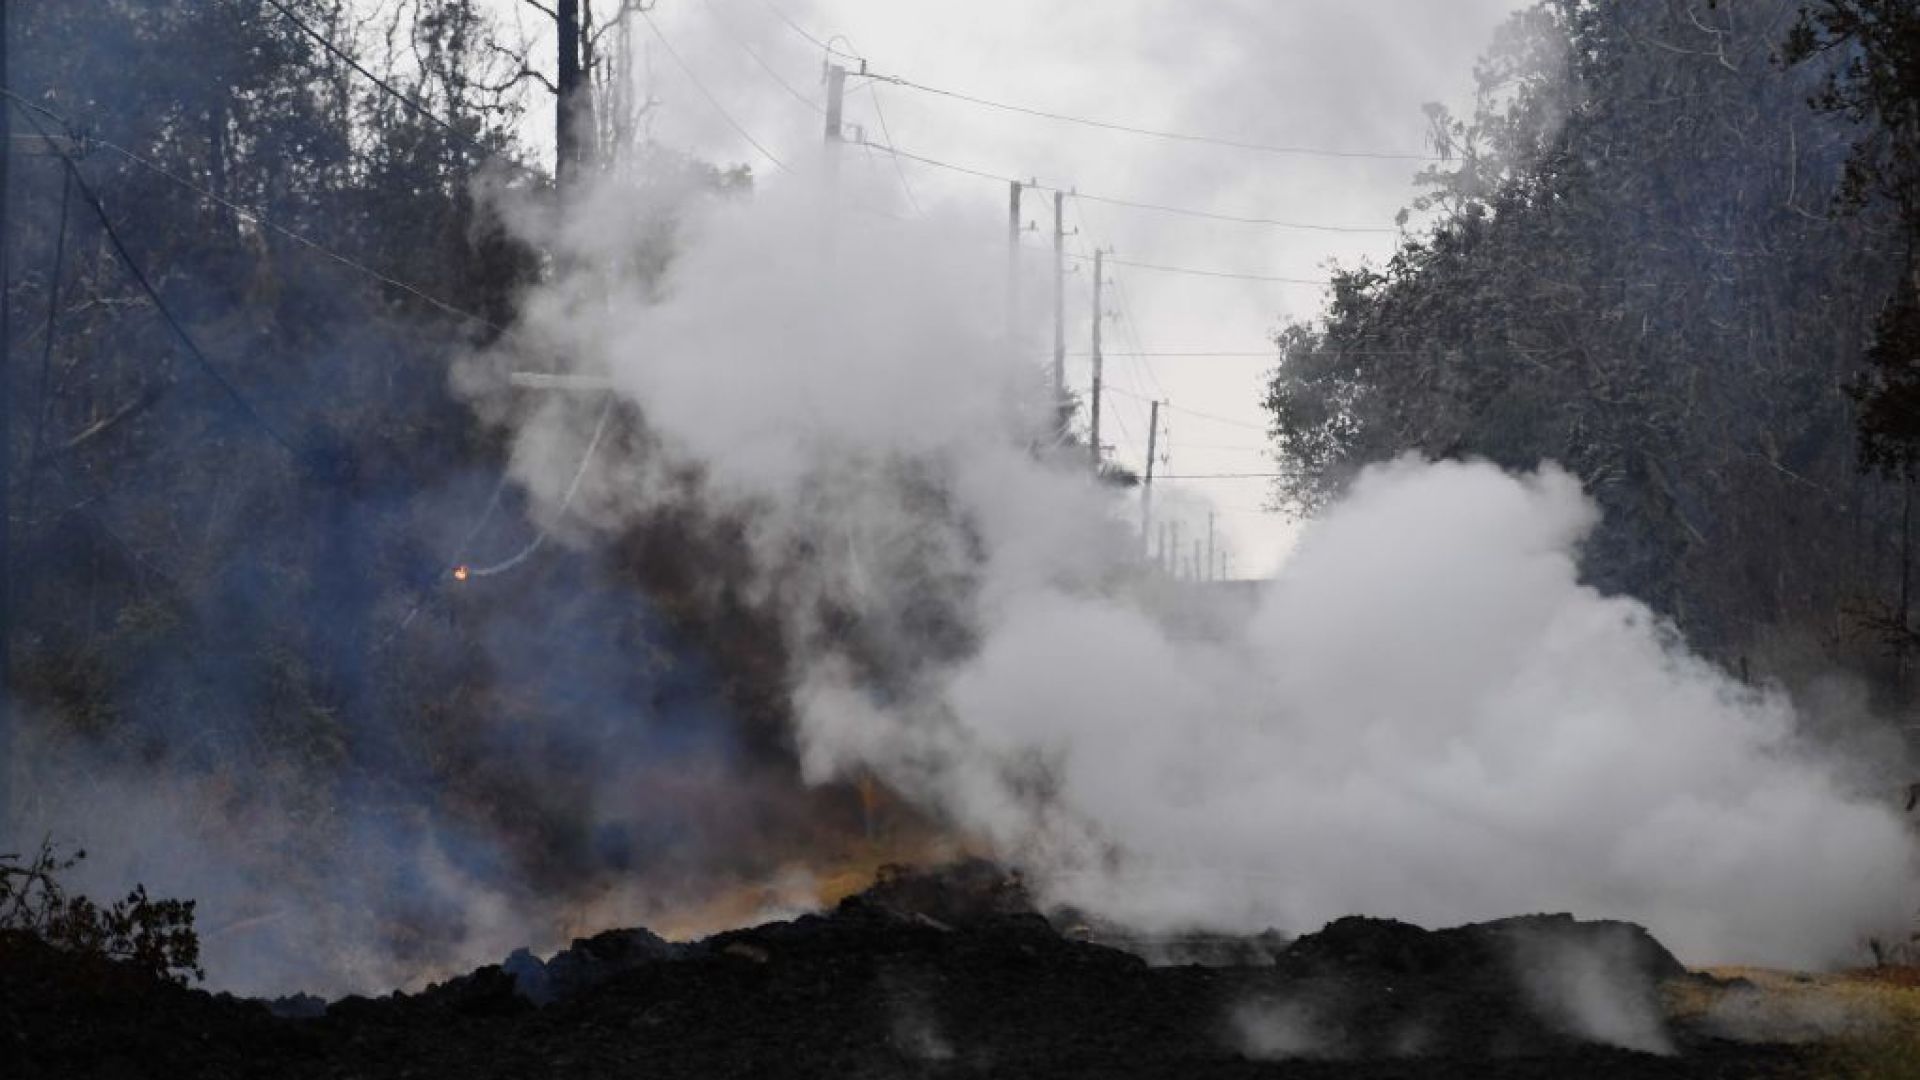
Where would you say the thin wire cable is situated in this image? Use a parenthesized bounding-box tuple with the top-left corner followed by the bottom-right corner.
(2, 92, 516, 339)
(1097, 252, 1331, 286)
(1077, 350, 1273, 358)
(465, 395, 617, 578)
(1056, 198, 1175, 423)
(866, 84, 922, 215)
(861, 137, 1396, 235)
(15, 91, 544, 618)
(1163, 440, 1275, 453)
(15, 104, 296, 454)
(1025, 241, 1331, 288)
(702, 0, 825, 115)
(754, 0, 863, 60)
(259, 0, 538, 178)
(1156, 472, 1303, 480)
(870, 72, 1441, 163)
(1107, 384, 1268, 433)
(112, 143, 512, 333)
(23, 167, 72, 525)
(641, 8, 793, 173)
(1061, 212, 1156, 467)
(1073, 186, 1397, 236)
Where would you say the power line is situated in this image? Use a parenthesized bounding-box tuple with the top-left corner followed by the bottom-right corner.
(1106, 384, 1269, 433)
(865, 83, 922, 215)
(640, 8, 793, 173)
(12, 93, 544, 605)
(1066, 203, 1169, 425)
(14, 104, 295, 454)
(1092, 252, 1332, 287)
(1157, 472, 1302, 481)
(1161, 440, 1274, 453)
(1028, 242, 1332, 288)
(1072, 350, 1272, 358)
(702, 0, 826, 115)
(860, 137, 1396, 235)
(754, 0, 863, 61)
(744, 6, 1437, 164)
(1072, 187, 1396, 236)
(870, 72, 1441, 164)
(463, 395, 616, 579)
(259, 0, 538, 179)
(2, 92, 513, 338)
(23, 168, 73, 527)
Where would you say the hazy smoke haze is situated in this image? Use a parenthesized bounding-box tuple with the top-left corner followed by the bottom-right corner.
(472, 159, 1917, 972)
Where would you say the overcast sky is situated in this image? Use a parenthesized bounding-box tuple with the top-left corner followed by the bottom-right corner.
(482, 0, 1533, 573)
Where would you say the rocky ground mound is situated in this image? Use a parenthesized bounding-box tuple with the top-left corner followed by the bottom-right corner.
(1, 862, 1817, 1078)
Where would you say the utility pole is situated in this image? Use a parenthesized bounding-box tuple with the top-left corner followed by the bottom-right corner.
(1089, 248, 1104, 472)
(0, 0, 12, 830)
(1007, 181, 1022, 349)
(1170, 521, 1183, 580)
(824, 64, 848, 167)
(557, 0, 585, 187)
(1206, 512, 1216, 583)
(1052, 190, 1067, 439)
(821, 64, 848, 258)
(1140, 399, 1160, 556)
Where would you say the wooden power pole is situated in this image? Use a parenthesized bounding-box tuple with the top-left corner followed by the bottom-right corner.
(1007, 181, 1021, 351)
(825, 65, 847, 154)
(1140, 399, 1160, 556)
(1089, 249, 1104, 471)
(1206, 512, 1217, 583)
(1052, 190, 1067, 439)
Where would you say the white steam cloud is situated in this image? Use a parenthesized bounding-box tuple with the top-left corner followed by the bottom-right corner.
(473, 161, 1917, 972)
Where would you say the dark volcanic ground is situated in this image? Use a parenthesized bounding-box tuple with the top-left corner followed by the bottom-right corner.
(1, 864, 1813, 1079)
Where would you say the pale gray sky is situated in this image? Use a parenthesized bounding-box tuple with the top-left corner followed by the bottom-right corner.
(483, 0, 1532, 573)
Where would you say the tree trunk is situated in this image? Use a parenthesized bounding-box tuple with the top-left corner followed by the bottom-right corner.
(557, 0, 584, 186)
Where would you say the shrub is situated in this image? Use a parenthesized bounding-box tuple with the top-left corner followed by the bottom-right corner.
(0, 839, 203, 985)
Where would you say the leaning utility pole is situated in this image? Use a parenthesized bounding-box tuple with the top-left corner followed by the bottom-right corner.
(557, 0, 586, 186)
(1052, 190, 1067, 439)
(0, 0, 12, 830)
(1089, 248, 1104, 472)
(1140, 399, 1160, 555)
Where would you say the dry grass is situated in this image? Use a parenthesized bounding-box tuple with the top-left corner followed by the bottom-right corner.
(1669, 967, 1920, 1078)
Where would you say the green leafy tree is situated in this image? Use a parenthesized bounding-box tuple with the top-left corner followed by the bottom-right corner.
(1265, 0, 1908, 675)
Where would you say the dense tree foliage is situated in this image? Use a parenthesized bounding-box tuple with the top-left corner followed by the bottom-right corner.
(0, 1, 807, 986)
(1266, 0, 1915, 683)
(1788, 3, 1920, 477)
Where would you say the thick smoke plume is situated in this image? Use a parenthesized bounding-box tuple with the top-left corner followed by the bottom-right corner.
(468, 160, 1918, 973)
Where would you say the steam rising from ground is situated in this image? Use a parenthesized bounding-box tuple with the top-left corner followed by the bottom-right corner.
(474, 163, 1917, 972)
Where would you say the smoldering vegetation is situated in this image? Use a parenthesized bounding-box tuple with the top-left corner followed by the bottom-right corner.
(3, 864, 1827, 1077)
(0, 1, 904, 998)
(473, 146, 1916, 974)
(7, 0, 1920, 1027)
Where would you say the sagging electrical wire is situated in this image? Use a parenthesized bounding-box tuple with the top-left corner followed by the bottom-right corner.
(455, 393, 618, 580)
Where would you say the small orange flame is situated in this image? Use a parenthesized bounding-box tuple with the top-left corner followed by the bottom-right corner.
(452, 565, 470, 582)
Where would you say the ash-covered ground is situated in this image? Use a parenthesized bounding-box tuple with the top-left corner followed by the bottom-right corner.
(1, 861, 1841, 1078)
